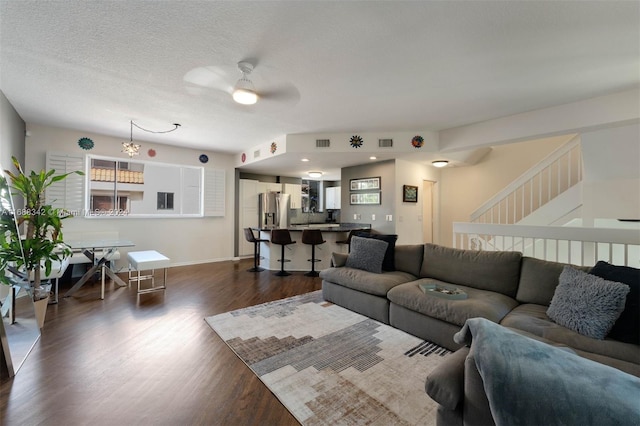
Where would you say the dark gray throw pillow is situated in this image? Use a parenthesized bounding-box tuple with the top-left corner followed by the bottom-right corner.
(345, 236, 389, 274)
(354, 232, 398, 271)
(547, 266, 630, 340)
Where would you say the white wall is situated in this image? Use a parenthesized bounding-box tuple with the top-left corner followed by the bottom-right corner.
(581, 123, 640, 221)
(0, 90, 25, 179)
(24, 123, 236, 268)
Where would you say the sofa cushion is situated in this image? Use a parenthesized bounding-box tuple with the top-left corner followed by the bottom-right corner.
(345, 236, 388, 274)
(547, 266, 629, 340)
(501, 304, 640, 365)
(355, 232, 398, 271)
(388, 279, 519, 326)
(589, 261, 640, 345)
(393, 244, 424, 277)
(516, 257, 590, 306)
(319, 267, 416, 297)
(420, 244, 522, 297)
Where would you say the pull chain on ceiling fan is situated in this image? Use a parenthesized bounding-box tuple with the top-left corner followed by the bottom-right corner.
(232, 61, 258, 105)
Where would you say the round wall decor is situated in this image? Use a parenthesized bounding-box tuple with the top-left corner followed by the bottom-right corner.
(78, 137, 94, 150)
(199, 154, 209, 163)
(148, 149, 156, 157)
(350, 135, 363, 148)
(411, 135, 424, 148)
(270, 142, 277, 154)
(241, 153, 247, 163)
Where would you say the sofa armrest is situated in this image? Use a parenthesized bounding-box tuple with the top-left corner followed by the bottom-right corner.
(425, 346, 469, 410)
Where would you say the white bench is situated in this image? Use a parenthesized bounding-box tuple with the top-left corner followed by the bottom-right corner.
(127, 250, 170, 294)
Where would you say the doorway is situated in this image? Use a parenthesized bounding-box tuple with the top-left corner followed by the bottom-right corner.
(422, 180, 435, 243)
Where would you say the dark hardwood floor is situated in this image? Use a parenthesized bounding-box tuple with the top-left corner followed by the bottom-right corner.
(1, 259, 322, 425)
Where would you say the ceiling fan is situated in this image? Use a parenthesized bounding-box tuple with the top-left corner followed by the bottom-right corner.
(183, 60, 300, 108)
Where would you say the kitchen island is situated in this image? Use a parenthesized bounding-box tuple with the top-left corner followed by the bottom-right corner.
(253, 223, 371, 273)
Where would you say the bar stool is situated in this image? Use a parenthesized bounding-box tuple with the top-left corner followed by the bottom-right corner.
(302, 229, 326, 277)
(244, 228, 269, 272)
(270, 229, 296, 276)
(336, 229, 370, 252)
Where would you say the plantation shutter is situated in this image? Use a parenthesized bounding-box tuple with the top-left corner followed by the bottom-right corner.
(204, 168, 225, 217)
(45, 152, 85, 213)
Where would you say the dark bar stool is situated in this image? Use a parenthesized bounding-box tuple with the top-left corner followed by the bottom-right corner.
(336, 229, 370, 252)
(244, 228, 269, 272)
(302, 229, 326, 277)
(270, 229, 296, 276)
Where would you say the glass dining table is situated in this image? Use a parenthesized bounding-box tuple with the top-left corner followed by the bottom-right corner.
(63, 239, 135, 299)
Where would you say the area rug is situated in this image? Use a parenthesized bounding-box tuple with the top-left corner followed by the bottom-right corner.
(205, 291, 452, 425)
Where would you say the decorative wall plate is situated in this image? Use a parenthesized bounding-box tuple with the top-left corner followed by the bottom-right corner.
(350, 135, 363, 148)
(78, 137, 94, 150)
(411, 135, 424, 148)
(270, 142, 277, 154)
(241, 153, 247, 163)
(148, 149, 156, 157)
(199, 154, 209, 163)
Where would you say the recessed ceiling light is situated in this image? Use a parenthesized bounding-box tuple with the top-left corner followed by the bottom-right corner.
(301, 158, 309, 162)
(370, 156, 377, 160)
(308, 171, 323, 178)
(432, 160, 449, 168)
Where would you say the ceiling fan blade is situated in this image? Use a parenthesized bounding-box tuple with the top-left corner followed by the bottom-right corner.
(183, 66, 234, 92)
(259, 83, 301, 104)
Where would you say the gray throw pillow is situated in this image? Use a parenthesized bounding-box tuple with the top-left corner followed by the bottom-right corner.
(345, 236, 389, 274)
(547, 266, 630, 340)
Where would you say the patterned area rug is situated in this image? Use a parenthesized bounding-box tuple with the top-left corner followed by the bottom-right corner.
(205, 291, 452, 425)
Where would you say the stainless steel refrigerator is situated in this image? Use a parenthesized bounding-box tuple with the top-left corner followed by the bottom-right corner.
(259, 192, 291, 228)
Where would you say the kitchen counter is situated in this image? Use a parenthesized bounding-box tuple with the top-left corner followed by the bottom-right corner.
(251, 223, 371, 272)
(254, 223, 370, 232)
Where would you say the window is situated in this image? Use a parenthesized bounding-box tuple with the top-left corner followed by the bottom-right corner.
(157, 192, 174, 210)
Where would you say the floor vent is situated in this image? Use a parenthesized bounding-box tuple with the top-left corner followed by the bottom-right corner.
(253, 150, 261, 159)
(379, 138, 393, 148)
(316, 139, 331, 148)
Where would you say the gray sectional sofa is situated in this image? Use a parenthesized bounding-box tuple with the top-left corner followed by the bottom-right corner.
(319, 242, 640, 425)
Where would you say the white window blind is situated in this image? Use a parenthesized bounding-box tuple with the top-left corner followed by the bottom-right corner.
(45, 152, 85, 212)
(204, 169, 225, 217)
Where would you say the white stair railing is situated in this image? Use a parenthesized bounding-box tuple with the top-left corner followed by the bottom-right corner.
(453, 222, 640, 268)
(470, 135, 582, 225)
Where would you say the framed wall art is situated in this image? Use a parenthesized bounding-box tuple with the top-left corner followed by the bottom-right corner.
(350, 177, 381, 191)
(350, 192, 381, 205)
(403, 185, 418, 203)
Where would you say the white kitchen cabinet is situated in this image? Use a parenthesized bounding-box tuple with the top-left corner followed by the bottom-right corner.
(325, 186, 341, 209)
(283, 183, 302, 209)
(257, 182, 282, 193)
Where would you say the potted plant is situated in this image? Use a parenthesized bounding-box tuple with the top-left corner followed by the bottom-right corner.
(3, 157, 83, 312)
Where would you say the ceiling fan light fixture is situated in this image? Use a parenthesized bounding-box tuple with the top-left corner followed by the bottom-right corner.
(233, 61, 258, 105)
(432, 160, 449, 168)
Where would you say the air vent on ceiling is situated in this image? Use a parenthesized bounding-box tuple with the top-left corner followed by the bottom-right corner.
(378, 138, 393, 148)
(315, 139, 331, 148)
(253, 150, 261, 159)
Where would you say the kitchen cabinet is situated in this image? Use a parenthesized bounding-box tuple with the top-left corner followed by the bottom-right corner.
(325, 186, 341, 209)
(283, 183, 302, 209)
(257, 182, 282, 193)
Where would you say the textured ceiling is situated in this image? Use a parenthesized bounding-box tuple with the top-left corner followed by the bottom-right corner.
(1, 1, 638, 176)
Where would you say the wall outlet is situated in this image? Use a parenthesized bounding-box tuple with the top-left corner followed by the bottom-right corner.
(371, 214, 376, 221)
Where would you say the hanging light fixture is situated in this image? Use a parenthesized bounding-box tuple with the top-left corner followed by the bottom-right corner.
(122, 121, 141, 158)
(232, 61, 258, 105)
(122, 121, 181, 158)
(431, 160, 449, 168)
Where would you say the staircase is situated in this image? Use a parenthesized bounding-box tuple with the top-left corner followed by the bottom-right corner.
(470, 135, 582, 226)
(453, 135, 640, 267)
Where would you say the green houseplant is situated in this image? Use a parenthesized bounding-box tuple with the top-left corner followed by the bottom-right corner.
(2, 156, 83, 301)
